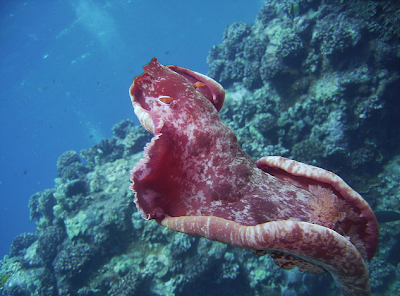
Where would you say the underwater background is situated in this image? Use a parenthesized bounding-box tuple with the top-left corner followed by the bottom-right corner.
(0, 0, 262, 257)
(1, 0, 400, 295)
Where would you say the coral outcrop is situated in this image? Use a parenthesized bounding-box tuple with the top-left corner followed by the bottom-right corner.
(208, 0, 400, 180)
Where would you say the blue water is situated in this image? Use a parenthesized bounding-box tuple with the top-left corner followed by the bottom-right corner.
(0, 0, 263, 258)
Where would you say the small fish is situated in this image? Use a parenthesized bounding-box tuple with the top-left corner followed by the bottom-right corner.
(375, 210, 400, 223)
(374, 210, 400, 266)
(288, 2, 300, 18)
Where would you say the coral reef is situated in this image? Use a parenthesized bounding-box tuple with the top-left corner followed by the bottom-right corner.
(57, 150, 89, 181)
(208, 0, 400, 183)
(1, 1, 400, 295)
(9, 233, 36, 257)
(0, 118, 300, 296)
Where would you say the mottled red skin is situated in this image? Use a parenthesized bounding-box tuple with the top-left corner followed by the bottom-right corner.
(256, 156, 378, 261)
(168, 64, 225, 112)
(130, 59, 315, 226)
(129, 58, 378, 296)
(161, 217, 370, 296)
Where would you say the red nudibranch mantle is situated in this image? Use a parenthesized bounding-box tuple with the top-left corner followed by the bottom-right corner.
(129, 58, 379, 296)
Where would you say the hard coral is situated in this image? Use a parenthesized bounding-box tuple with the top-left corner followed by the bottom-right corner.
(2, 267, 56, 296)
(112, 119, 133, 139)
(311, 12, 365, 57)
(222, 22, 252, 44)
(9, 233, 36, 257)
(81, 138, 124, 169)
(53, 242, 95, 287)
(57, 150, 88, 180)
(37, 224, 66, 267)
(108, 271, 138, 296)
(29, 189, 56, 221)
